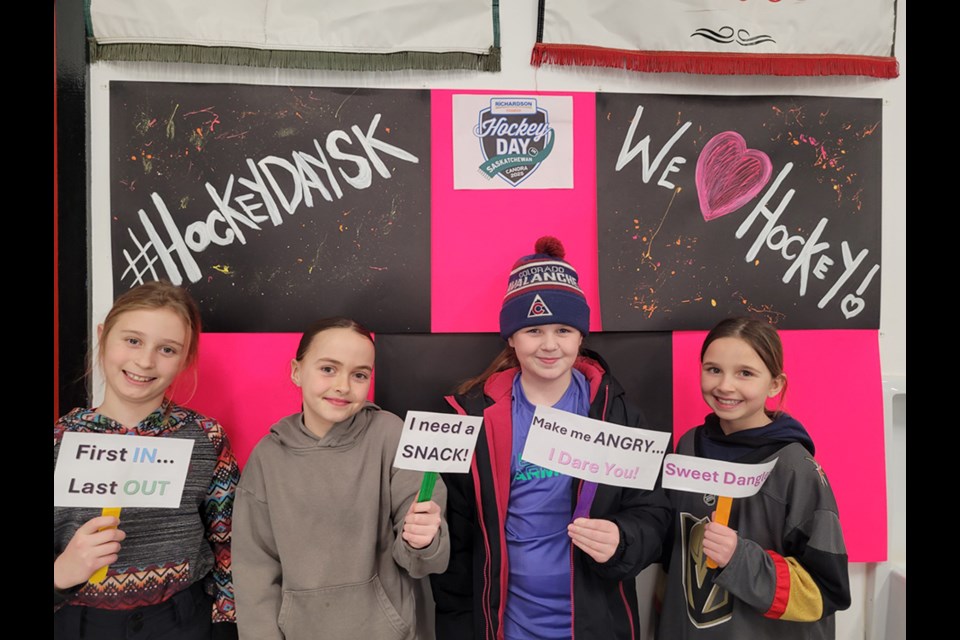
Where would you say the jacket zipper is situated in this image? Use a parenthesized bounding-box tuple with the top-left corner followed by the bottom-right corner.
(570, 382, 611, 639)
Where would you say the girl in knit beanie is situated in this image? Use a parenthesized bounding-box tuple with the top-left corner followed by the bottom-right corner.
(431, 236, 671, 640)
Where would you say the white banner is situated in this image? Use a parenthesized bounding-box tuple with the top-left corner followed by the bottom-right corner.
(540, 0, 896, 57)
(535, 0, 899, 78)
(54, 433, 195, 509)
(520, 406, 670, 490)
(91, 0, 494, 54)
(453, 95, 574, 190)
(393, 411, 484, 473)
(661, 454, 778, 498)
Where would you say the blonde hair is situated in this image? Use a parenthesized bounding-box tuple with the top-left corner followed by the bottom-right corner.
(98, 281, 202, 399)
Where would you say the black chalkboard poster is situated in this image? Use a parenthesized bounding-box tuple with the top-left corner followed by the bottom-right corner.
(597, 94, 882, 330)
(110, 82, 431, 332)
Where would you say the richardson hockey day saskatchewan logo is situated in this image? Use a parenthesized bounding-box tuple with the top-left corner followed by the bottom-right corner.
(475, 97, 555, 186)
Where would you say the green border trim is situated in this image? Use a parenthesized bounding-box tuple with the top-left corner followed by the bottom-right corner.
(89, 40, 501, 72)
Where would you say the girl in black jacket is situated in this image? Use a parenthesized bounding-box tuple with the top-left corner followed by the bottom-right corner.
(431, 237, 670, 640)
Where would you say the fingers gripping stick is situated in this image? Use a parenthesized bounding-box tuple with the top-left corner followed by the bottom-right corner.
(706, 496, 732, 569)
(88, 507, 121, 584)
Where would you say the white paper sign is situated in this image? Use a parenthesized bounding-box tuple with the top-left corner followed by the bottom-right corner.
(662, 454, 778, 499)
(393, 411, 484, 473)
(520, 405, 670, 490)
(54, 433, 195, 508)
(452, 94, 574, 190)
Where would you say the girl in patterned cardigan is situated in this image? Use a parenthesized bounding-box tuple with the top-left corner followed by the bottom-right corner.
(54, 281, 239, 640)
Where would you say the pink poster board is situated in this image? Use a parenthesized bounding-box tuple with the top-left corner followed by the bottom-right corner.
(431, 90, 601, 333)
(171, 333, 375, 469)
(171, 333, 301, 468)
(672, 329, 886, 562)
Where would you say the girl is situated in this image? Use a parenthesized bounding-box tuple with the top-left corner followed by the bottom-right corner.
(233, 317, 450, 640)
(658, 317, 851, 639)
(431, 237, 671, 640)
(54, 280, 240, 640)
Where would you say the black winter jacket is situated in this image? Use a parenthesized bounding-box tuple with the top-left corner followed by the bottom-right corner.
(431, 352, 671, 640)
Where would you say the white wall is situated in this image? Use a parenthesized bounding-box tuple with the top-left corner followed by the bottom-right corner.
(88, 2, 906, 638)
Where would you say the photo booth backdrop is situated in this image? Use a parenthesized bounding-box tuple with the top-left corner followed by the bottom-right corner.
(101, 83, 884, 561)
(596, 93, 882, 330)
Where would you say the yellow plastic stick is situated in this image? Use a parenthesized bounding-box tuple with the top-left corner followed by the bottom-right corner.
(706, 496, 733, 569)
(88, 507, 122, 584)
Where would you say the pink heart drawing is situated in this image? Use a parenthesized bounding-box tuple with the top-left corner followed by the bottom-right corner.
(696, 132, 773, 221)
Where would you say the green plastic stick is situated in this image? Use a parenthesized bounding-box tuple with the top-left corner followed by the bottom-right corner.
(417, 471, 438, 503)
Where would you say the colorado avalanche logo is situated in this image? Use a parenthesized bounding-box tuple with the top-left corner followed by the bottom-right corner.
(475, 97, 555, 186)
(527, 294, 553, 318)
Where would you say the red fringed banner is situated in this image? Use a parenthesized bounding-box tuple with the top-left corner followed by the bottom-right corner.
(533, 1, 899, 79)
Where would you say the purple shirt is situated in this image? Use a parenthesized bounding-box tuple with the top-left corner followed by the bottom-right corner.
(503, 370, 589, 640)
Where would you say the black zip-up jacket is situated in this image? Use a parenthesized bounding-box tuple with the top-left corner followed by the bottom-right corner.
(431, 351, 671, 640)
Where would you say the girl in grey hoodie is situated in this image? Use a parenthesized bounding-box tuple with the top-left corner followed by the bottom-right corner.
(233, 318, 450, 640)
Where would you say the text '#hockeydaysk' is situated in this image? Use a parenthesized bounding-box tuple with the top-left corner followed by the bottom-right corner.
(120, 113, 418, 287)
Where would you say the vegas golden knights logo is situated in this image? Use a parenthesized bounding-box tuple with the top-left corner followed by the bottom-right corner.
(680, 512, 733, 628)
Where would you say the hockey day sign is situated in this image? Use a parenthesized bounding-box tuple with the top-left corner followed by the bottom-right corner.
(453, 94, 574, 189)
(393, 411, 484, 473)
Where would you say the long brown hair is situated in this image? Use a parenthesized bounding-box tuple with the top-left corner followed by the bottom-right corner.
(455, 346, 519, 395)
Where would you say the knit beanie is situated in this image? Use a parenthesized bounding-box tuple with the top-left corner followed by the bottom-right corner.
(499, 236, 590, 339)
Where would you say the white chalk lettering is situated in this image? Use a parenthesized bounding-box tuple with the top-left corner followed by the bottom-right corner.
(120, 114, 419, 287)
(733, 161, 879, 318)
(614, 105, 691, 190)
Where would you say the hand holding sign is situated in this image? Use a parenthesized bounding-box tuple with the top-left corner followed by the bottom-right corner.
(402, 500, 443, 549)
(55, 433, 196, 585)
(703, 513, 739, 568)
(393, 410, 484, 502)
(53, 515, 126, 591)
(568, 518, 620, 564)
(662, 454, 778, 569)
(521, 406, 671, 490)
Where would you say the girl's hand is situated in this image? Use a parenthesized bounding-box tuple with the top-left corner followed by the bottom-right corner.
(402, 500, 442, 549)
(54, 516, 126, 590)
(703, 513, 738, 568)
(567, 517, 620, 563)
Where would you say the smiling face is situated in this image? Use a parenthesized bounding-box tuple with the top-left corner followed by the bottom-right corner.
(291, 327, 375, 438)
(700, 336, 785, 434)
(508, 323, 583, 398)
(97, 307, 189, 425)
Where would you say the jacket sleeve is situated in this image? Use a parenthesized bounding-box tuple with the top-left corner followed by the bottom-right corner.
(390, 466, 451, 579)
(593, 487, 672, 581)
(200, 421, 241, 626)
(430, 471, 476, 640)
(232, 452, 285, 640)
(713, 456, 851, 621)
(588, 395, 672, 582)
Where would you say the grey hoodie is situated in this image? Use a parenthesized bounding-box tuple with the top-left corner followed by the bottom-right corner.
(234, 403, 449, 640)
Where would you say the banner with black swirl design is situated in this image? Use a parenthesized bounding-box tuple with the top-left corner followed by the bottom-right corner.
(533, 0, 899, 78)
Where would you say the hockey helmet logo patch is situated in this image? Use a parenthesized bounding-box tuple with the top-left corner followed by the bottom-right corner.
(527, 294, 553, 318)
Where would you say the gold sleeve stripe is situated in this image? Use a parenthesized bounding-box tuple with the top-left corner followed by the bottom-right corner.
(779, 556, 824, 621)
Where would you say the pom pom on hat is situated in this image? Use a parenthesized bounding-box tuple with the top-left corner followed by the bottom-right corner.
(534, 236, 565, 259)
(499, 236, 589, 339)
